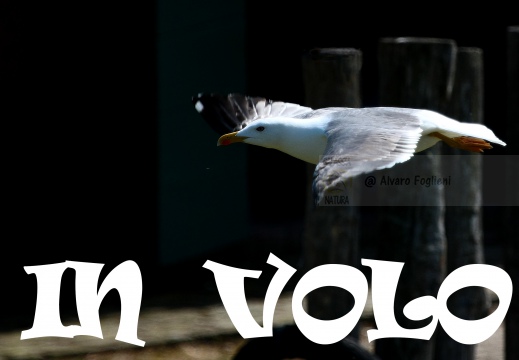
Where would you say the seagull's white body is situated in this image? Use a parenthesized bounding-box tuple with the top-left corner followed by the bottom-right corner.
(233, 108, 506, 164)
(193, 93, 506, 204)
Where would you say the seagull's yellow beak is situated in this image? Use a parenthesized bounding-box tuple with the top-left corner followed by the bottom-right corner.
(217, 131, 249, 146)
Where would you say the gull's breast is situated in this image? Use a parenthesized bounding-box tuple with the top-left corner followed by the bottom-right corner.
(276, 118, 329, 164)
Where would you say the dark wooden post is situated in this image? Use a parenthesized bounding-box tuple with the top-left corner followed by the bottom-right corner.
(505, 25, 519, 360)
(435, 47, 491, 360)
(301, 48, 362, 335)
(375, 38, 454, 360)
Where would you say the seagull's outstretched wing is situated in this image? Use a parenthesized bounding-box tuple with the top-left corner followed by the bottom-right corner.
(192, 93, 312, 135)
(313, 108, 423, 205)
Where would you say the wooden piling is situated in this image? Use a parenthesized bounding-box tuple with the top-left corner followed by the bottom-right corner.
(505, 25, 519, 360)
(375, 38, 454, 360)
(435, 47, 490, 360)
(300, 48, 362, 335)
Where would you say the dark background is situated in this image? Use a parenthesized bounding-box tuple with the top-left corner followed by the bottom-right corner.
(2, 0, 517, 332)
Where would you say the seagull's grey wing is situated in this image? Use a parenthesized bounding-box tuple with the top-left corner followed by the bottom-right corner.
(313, 108, 423, 205)
(192, 93, 313, 135)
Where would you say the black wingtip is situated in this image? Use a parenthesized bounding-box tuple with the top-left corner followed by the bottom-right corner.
(192, 92, 266, 135)
(191, 93, 237, 135)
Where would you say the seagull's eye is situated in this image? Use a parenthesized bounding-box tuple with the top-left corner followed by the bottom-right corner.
(256, 126, 265, 132)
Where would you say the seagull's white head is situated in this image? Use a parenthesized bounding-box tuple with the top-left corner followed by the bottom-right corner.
(217, 119, 285, 148)
(217, 117, 327, 164)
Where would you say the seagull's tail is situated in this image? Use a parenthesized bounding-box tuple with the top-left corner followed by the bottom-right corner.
(420, 110, 506, 152)
(445, 122, 506, 146)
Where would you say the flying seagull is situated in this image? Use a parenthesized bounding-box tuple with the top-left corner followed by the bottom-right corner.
(192, 93, 506, 205)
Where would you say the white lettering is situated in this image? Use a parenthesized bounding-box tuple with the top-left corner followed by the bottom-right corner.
(205, 254, 513, 346)
(21, 261, 145, 346)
